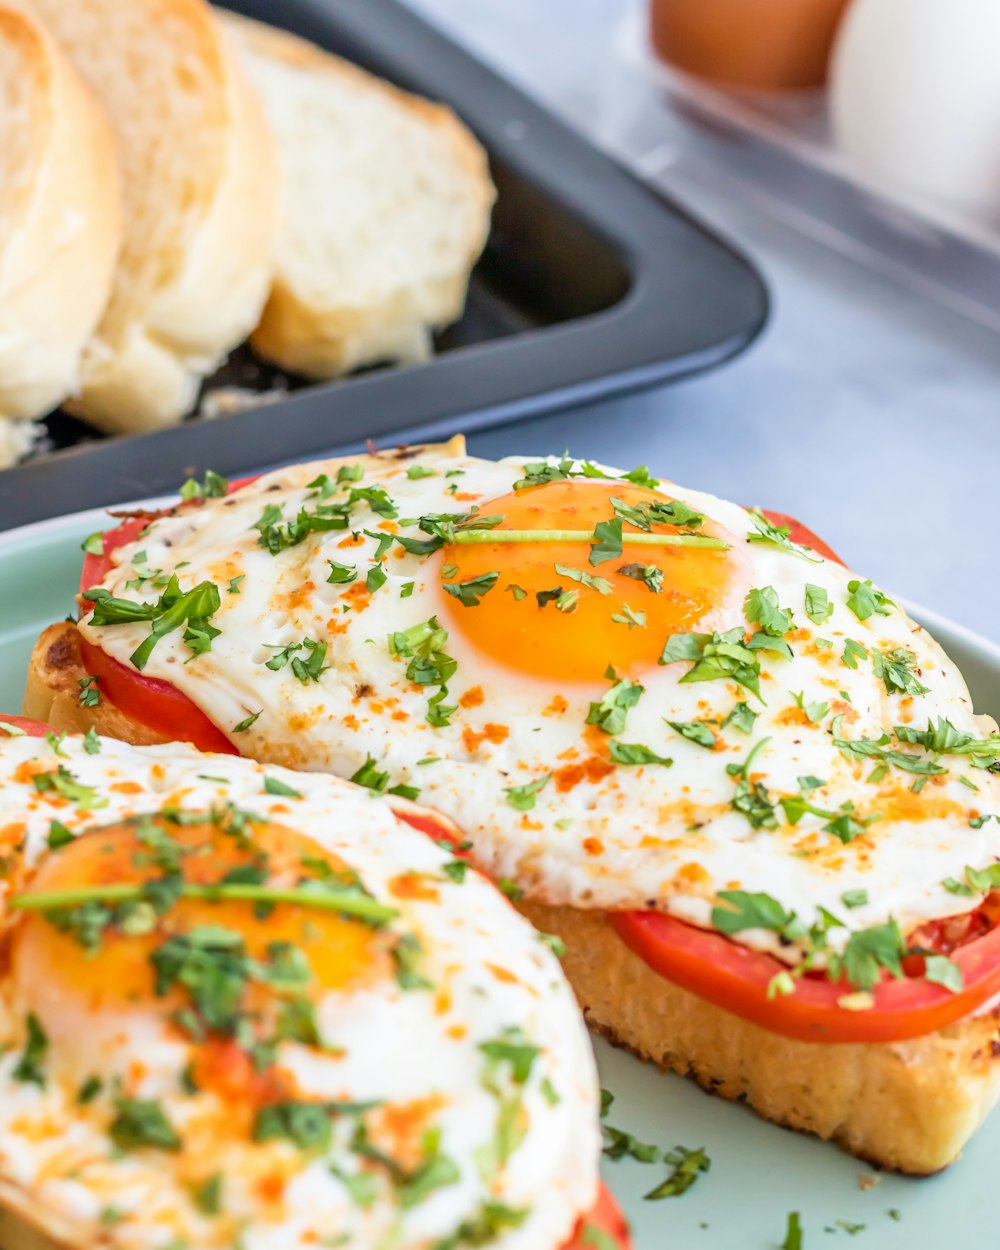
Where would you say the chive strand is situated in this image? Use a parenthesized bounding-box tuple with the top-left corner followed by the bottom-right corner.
(9, 882, 399, 924)
(453, 529, 728, 551)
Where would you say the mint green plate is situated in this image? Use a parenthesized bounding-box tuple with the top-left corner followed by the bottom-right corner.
(3, 507, 1000, 1249)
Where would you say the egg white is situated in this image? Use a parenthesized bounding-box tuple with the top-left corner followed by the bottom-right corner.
(0, 732, 598, 1250)
(77, 450, 1000, 964)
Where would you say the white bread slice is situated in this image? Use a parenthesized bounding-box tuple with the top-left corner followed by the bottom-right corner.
(16, 0, 279, 433)
(519, 899, 1000, 1176)
(218, 10, 495, 378)
(0, 5, 120, 461)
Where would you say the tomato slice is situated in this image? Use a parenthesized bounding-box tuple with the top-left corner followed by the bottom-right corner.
(77, 634, 237, 755)
(562, 1184, 631, 1250)
(613, 908, 1000, 1044)
(0, 715, 51, 739)
(77, 481, 262, 754)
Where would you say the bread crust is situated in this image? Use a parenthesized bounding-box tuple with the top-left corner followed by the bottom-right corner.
(0, 6, 121, 440)
(24, 0, 279, 432)
(220, 10, 494, 379)
(518, 898, 1000, 1175)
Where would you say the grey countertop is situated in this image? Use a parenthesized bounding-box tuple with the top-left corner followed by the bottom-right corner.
(405, 0, 1000, 642)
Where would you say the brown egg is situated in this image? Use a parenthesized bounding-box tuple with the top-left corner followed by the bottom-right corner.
(650, 0, 850, 90)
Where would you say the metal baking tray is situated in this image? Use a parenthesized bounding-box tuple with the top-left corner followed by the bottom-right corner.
(0, 0, 767, 529)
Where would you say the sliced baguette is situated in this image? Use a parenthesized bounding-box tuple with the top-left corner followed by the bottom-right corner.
(218, 10, 495, 378)
(0, 5, 120, 457)
(18, 0, 279, 433)
(25, 618, 1000, 1174)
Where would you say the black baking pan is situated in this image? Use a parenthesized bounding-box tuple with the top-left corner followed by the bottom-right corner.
(0, 0, 767, 529)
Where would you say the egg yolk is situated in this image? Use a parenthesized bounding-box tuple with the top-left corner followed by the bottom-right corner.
(11, 816, 388, 1087)
(438, 480, 747, 683)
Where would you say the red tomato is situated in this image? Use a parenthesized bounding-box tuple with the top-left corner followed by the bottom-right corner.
(0, 715, 51, 738)
(77, 634, 236, 755)
(76, 480, 261, 755)
(562, 1184, 631, 1250)
(613, 907, 1000, 1044)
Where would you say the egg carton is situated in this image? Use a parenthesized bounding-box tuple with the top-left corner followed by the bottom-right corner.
(608, 9, 1000, 336)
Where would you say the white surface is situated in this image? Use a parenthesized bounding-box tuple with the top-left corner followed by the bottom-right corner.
(403, 0, 1000, 644)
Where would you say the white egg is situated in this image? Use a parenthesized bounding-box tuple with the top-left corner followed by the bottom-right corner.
(0, 732, 599, 1250)
(831, 0, 1000, 222)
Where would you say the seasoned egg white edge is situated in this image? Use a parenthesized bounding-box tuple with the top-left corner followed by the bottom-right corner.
(76, 452, 1000, 958)
(0, 734, 599, 1250)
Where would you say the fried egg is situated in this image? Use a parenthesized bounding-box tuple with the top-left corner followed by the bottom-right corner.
(0, 729, 598, 1250)
(77, 444, 1000, 967)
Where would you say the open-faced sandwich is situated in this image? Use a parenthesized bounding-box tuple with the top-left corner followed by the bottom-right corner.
(26, 438, 1000, 1174)
(0, 716, 625, 1250)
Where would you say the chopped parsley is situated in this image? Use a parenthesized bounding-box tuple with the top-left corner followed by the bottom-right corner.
(265, 638, 329, 684)
(84, 576, 222, 671)
(841, 638, 868, 669)
(350, 755, 390, 793)
(790, 691, 830, 724)
(711, 890, 802, 941)
(110, 1097, 181, 1152)
(442, 572, 499, 607)
(504, 772, 552, 811)
(32, 765, 107, 811)
(589, 517, 623, 566)
(744, 585, 793, 637)
(12, 1014, 48, 1086)
(554, 564, 614, 595)
(660, 629, 762, 701)
(608, 742, 671, 767)
(77, 675, 100, 707)
(846, 579, 895, 621)
(602, 1124, 661, 1163)
(666, 719, 717, 749)
(263, 776, 302, 799)
(781, 1212, 803, 1250)
(617, 562, 663, 593)
(873, 647, 929, 697)
(747, 511, 822, 562)
(804, 583, 832, 624)
(645, 1145, 711, 1201)
(722, 701, 757, 734)
(895, 718, 1000, 767)
(46, 820, 74, 850)
(179, 470, 229, 501)
(253, 1101, 335, 1152)
(326, 560, 358, 585)
(586, 668, 644, 735)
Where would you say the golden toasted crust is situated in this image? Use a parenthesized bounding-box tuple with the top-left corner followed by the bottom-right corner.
(0, 1178, 76, 1250)
(23, 621, 172, 746)
(518, 898, 1000, 1175)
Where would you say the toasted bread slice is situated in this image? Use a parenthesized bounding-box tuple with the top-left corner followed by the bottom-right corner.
(25, 619, 1000, 1174)
(518, 899, 1000, 1176)
(218, 10, 494, 378)
(0, 5, 120, 457)
(18, 0, 278, 433)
